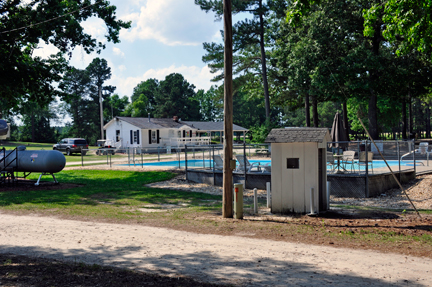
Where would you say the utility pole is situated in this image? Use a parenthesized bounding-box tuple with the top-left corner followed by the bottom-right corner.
(223, 0, 233, 218)
(99, 86, 104, 140)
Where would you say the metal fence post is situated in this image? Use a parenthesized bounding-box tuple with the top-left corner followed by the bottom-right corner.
(141, 149, 143, 168)
(185, 145, 188, 179)
(413, 140, 416, 174)
(133, 147, 135, 166)
(243, 142, 247, 187)
(397, 141, 400, 176)
(365, 139, 369, 197)
(158, 147, 160, 161)
(212, 145, 215, 185)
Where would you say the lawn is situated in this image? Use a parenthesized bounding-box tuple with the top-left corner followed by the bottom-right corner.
(0, 170, 222, 220)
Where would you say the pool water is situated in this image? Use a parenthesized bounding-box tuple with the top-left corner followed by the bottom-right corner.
(118, 159, 266, 168)
(118, 159, 418, 170)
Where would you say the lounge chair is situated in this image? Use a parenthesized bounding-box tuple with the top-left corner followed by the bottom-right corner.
(327, 151, 336, 173)
(213, 155, 223, 170)
(357, 151, 373, 173)
(341, 150, 356, 173)
(235, 155, 263, 172)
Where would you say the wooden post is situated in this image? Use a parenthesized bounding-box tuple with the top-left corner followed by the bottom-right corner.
(223, 0, 233, 218)
(99, 86, 104, 140)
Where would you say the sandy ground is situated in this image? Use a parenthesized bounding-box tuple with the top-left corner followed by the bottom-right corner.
(0, 213, 431, 286)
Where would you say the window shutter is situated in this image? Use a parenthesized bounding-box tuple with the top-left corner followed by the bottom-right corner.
(148, 130, 152, 144)
(190, 130, 192, 138)
(157, 130, 160, 144)
(130, 130, 133, 144)
(183, 130, 185, 137)
(136, 130, 140, 144)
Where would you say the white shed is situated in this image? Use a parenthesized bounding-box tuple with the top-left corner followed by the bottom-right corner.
(265, 128, 331, 214)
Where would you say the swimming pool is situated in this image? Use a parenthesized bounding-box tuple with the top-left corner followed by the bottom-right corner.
(118, 159, 266, 168)
(117, 159, 417, 170)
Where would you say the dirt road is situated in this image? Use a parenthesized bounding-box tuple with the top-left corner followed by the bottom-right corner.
(0, 213, 431, 286)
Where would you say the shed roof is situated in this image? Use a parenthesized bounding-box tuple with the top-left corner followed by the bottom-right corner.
(265, 128, 330, 143)
(182, 121, 248, 132)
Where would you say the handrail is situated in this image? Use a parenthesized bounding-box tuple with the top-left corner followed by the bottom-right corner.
(0, 147, 18, 175)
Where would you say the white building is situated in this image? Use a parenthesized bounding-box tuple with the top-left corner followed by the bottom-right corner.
(265, 128, 331, 214)
(104, 116, 248, 149)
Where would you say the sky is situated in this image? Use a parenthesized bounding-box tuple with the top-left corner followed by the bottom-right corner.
(33, 0, 228, 100)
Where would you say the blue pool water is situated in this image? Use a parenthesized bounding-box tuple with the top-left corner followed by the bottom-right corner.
(118, 159, 416, 170)
(118, 159, 266, 168)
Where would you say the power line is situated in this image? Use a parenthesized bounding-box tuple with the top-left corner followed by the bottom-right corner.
(0, 0, 103, 35)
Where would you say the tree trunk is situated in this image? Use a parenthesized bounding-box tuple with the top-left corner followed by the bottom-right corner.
(408, 92, 413, 137)
(367, 22, 381, 140)
(416, 98, 423, 138)
(342, 102, 350, 140)
(305, 94, 310, 127)
(31, 111, 35, 142)
(312, 96, 318, 127)
(426, 100, 431, 138)
(258, 0, 270, 121)
(368, 89, 378, 139)
(402, 97, 407, 139)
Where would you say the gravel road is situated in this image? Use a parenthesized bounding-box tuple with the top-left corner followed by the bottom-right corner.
(1, 213, 431, 286)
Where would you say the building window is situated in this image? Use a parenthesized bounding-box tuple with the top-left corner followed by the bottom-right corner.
(178, 130, 182, 138)
(151, 130, 157, 143)
(133, 131, 137, 143)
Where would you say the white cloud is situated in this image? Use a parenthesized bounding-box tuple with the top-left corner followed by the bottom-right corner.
(81, 18, 107, 45)
(69, 46, 96, 69)
(109, 65, 216, 98)
(113, 47, 125, 57)
(120, 0, 220, 46)
(32, 40, 59, 59)
(118, 65, 127, 71)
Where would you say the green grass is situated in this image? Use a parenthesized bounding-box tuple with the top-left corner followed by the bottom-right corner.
(0, 141, 54, 150)
(0, 170, 222, 220)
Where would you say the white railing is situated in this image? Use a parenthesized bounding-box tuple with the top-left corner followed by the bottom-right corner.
(161, 137, 211, 147)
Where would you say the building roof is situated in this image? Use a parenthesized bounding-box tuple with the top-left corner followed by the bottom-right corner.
(104, 117, 189, 129)
(182, 121, 248, 132)
(265, 128, 330, 143)
(105, 117, 248, 131)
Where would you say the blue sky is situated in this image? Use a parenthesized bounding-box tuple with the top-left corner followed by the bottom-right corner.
(34, 0, 228, 99)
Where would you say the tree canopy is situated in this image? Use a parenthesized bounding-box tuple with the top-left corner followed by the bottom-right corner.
(0, 0, 130, 112)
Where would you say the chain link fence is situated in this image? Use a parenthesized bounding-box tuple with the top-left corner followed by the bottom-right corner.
(327, 140, 419, 198)
(72, 140, 424, 199)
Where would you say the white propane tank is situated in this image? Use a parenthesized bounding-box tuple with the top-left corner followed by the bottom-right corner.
(1, 146, 66, 173)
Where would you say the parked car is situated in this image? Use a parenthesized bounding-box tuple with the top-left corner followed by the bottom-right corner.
(53, 138, 88, 156)
(95, 139, 116, 155)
